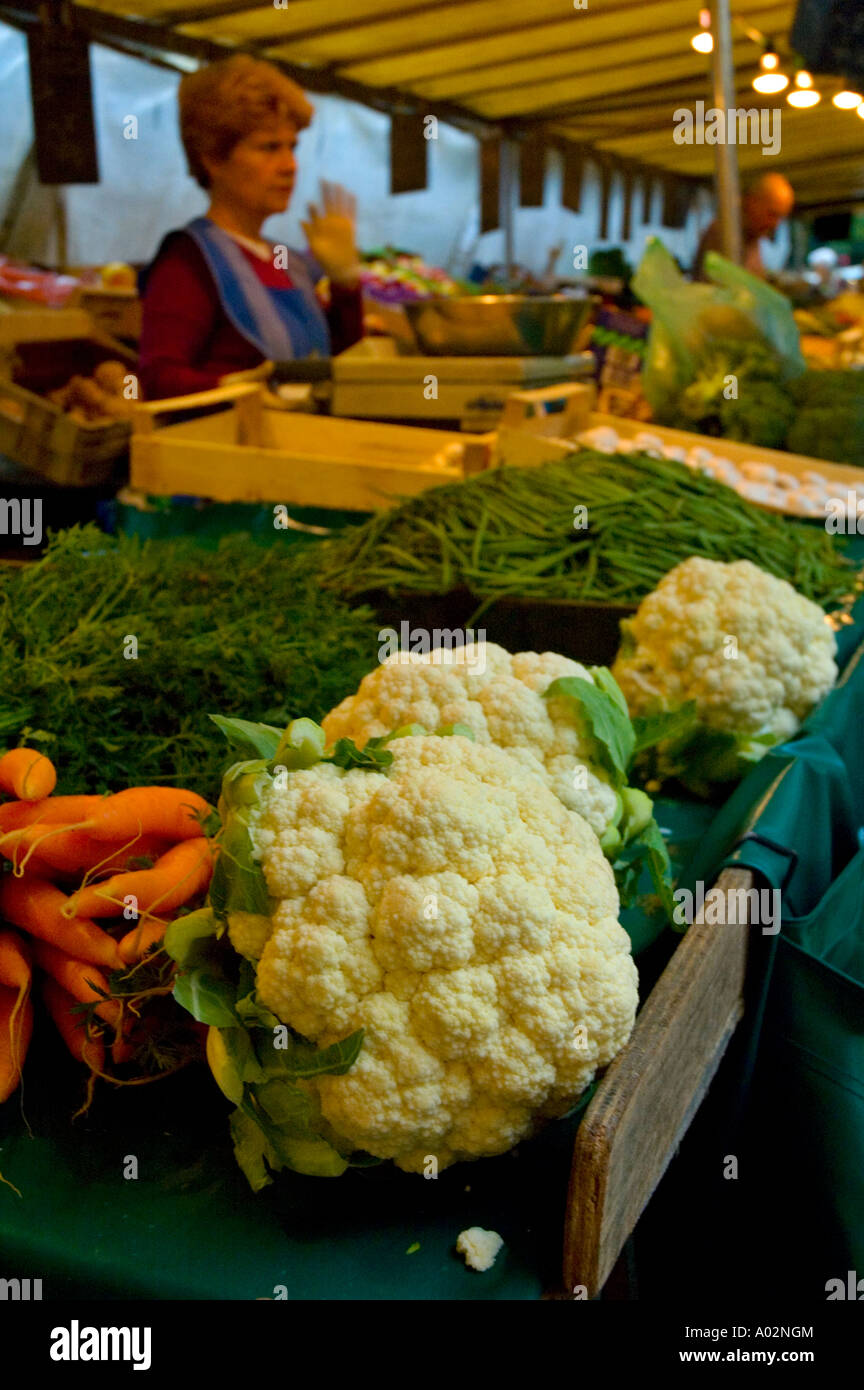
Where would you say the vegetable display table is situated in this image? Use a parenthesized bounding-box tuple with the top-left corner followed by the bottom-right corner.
(0, 800, 719, 1301)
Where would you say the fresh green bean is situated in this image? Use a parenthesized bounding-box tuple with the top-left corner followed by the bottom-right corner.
(319, 450, 858, 609)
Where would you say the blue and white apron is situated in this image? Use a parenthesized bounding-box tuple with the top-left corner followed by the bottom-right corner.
(150, 216, 331, 361)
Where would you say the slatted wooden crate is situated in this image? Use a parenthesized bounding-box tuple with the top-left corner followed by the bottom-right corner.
(131, 383, 491, 510)
(0, 331, 137, 486)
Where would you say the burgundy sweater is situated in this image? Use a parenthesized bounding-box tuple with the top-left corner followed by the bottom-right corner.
(138, 233, 363, 400)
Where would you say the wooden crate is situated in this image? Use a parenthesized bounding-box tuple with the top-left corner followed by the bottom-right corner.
(73, 288, 141, 341)
(562, 866, 752, 1297)
(131, 382, 490, 509)
(590, 412, 864, 493)
(0, 333, 137, 486)
(488, 386, 864, 503)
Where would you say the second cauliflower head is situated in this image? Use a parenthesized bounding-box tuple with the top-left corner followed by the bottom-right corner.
(612, 557, 838, 786)
(322, 641, 620, 838)
(236, 733, 638, 1174)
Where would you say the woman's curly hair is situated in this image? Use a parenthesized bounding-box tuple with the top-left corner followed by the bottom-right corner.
(179, 54, 314, 189)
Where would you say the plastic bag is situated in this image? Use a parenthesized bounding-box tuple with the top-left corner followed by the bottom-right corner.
(633, 238, 804, 415)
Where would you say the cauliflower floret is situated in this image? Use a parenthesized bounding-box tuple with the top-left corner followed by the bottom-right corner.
(322, 642, 618, 836)
(612, 557, 838, 753)
(227, 910, 273, 962)
(456, 1227, 504, 1272)
(250, 735, 637, 1173)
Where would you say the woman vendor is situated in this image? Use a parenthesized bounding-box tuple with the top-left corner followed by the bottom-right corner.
(139, 55, 363, 400)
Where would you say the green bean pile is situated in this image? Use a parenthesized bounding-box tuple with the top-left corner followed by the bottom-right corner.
(319, 450, 858, 609)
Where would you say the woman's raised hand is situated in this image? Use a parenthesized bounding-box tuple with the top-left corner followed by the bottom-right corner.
(302, 180, 360, 286)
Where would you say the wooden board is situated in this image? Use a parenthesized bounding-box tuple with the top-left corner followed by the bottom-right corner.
(562, 866, 752, 1297)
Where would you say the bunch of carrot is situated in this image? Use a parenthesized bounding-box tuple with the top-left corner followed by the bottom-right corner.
(0, 747, 216, 1108)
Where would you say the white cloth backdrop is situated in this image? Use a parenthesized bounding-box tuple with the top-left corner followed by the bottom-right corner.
(0, 23, 769, 278)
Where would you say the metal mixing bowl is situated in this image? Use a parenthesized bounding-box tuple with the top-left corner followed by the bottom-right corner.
(403, 294, 596, 356)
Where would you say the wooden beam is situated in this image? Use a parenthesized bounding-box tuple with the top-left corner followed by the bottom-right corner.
(244, 0, 481, 51)
(247, 0, 667, 61)
(159, 0, 294, 22)
(473, 52, 766, 122)
(340, 0, 794, 88)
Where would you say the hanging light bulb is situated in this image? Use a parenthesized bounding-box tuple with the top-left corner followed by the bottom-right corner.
(753, 48, 789, 94)
(857, 102, 864, 120)
(833, 84, 864, 109)
(691, 9, 713, 53)
(787, 70, 821, 107)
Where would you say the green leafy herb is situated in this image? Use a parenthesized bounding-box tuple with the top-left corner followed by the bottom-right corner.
(0, 525, 383, 800)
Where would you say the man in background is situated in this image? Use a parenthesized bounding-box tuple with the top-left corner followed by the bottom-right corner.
(693, 171, 795, 280)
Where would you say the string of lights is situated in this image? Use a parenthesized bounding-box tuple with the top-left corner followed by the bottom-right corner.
(689, 8, 864, 117)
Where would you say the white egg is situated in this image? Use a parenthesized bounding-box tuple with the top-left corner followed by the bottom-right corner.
(577, 427, 620, 454)
(739, 461, 777, 482)
(739, 481, 773, 503)
(784, 492, 821, 516)
(631, 432, 665, 453)
(774, 472, 799, 490)
(662, 445, 688, 463)
(687, 446, 715, 468)
(712, 464, 740, 487)
(802, 471, 826, 486)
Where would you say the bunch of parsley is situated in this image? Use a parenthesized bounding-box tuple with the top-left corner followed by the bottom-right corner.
(0, 526, 382, 799)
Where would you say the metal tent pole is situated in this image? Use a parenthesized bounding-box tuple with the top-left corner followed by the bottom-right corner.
(499, 138, 517, 276)
(709, 0, 742, 262)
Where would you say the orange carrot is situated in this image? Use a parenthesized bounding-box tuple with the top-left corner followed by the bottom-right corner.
(118, 917, 170, 965)
(0, 748, 56, 801)
(1, 824, 170, 877)
(30, 941, 121, 1028)
(0, 876, 123, 970)
(0, 930, 31, 1081)
(0, 929, 31, 993)
(0, 795, 105, 834)
(110, 1026, 135, 1067)
(41, 977, 105, 1072)
(69, 838, 216, 919)
(82, 787, 212, 843)
(0, 984, 34, 1103)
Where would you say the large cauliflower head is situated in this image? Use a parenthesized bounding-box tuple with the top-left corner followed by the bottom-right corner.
(612, 557, 838, 743)
(322, 641, 619, 837)
(239, 735, 637, 1173)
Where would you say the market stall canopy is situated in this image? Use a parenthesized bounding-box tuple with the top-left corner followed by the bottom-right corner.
(2, 0, 864, 206)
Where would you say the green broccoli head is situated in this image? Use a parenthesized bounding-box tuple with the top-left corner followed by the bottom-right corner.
(720, 385, 796, 449)
(671, 341, 789, 436)
(786, 406, 864, 467)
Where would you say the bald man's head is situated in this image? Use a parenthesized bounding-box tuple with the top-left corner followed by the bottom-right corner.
(742, 173, 795, 239)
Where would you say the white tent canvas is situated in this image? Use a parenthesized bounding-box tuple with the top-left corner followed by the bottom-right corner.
(0, 23, 758, 280)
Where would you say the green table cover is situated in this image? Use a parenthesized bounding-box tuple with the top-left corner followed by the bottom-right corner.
(675, 631, 864, 1284)
(0, 798, 710, 1302)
